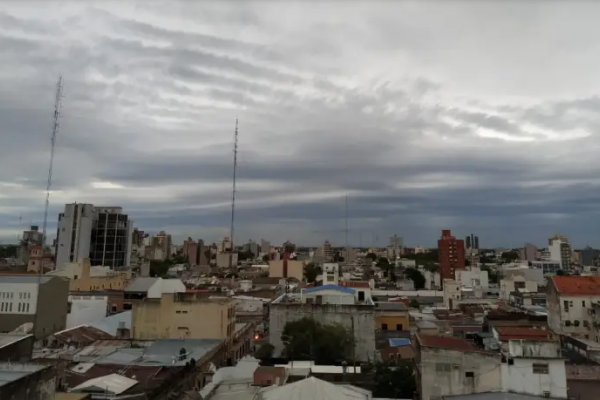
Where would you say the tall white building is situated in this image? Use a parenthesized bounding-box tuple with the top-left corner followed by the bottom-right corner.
(549, 237, 571, 270)
(387, 234, 403, 258)
(55, 203, 133, 269)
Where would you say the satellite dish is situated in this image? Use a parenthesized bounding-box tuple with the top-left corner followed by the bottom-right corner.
(9, 322, 34, 334)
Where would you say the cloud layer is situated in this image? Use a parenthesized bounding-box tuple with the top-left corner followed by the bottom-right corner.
(2, 1, 600, 247)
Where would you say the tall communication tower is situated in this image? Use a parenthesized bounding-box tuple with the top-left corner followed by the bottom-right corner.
(229, 119, 239, 273)
(41, 76, 63, 261)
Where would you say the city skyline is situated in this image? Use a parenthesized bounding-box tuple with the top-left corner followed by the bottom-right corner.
(3, 2, 600, 246)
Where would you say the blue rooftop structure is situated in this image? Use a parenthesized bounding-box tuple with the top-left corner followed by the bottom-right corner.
(389, 338, 411, 347)
(303, 284, 356, 294)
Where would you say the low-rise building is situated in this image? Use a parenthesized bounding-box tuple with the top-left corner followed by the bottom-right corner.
(132, 291, 236, 341)
(374, 301, 410, 331)
(268, 259, 305, 281)
(47, 258, 129, 291)
(547, 275, 600, 338)
(0, 275, 69, 339)
(269, 284, 376, 361)
(500, 274, 540, 302)
(0, 362, 56, 400)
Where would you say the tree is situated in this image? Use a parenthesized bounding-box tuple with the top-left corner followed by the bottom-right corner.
(237, 250, 254, 261)
(262, 254, 269, 262)
(0, 245, 18, 258)
(557, 269, 567, 276)
(303, 263, 321, 283)
(149, 259, 171, 277)
(281, 317, 354, 364)
(255, 343, 274, 360)
(365, 252, 378, 261)
(501, 251, 519, 263)
(480, 265, 499, 284)
(404, 268, 426, 289)
(409, 299, 420, 308)
(373, 360, 416, 399)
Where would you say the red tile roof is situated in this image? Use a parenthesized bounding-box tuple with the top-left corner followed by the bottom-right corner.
(494, 327, 553, 342)
(417, 334, 486, 353)
(340, 281, 370, 288)
(552, 276, 600, 296)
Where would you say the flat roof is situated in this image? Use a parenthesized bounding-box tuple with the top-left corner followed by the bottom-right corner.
(0, 363, 47, 387)
(0, 334, 32, 350)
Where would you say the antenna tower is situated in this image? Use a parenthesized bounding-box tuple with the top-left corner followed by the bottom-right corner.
(41, 76, 63, 263)
(229, 119, 239, 273)
(345, 194, 349, 249)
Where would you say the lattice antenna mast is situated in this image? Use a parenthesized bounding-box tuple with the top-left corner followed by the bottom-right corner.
(41, 76, 63, 258)
(229, 119, 239, 273)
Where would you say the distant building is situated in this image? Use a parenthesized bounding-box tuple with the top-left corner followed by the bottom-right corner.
(47, 258, 129, 291)
(0, 274, 69, 339)
(579, 246, 600, 267)
(549, 237, 571, 270)
(282, 240, 296, 254)
(243, 240, 259, 257)
(260, 239, 270, 254)
(438, 230, 465, 282)
(18, 225, 43, 264)
(314, 240, 333, 262)
(268, 259, 305, 281)
(465, 234, 479, 250)
(55, 203, 133, 269)
(26, 245, 54, 273)
(520, 242, 538, 262)
(387, 234, 403, 259)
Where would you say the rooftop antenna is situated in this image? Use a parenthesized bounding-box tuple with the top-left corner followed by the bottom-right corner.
(229, 119, 239, 274)
(41, 75, 63, 261)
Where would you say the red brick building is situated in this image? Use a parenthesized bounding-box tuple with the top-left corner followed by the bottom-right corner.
(438, 229, 465, 282)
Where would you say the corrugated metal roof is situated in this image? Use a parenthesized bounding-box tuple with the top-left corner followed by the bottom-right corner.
(70, 373, 138, 395)
(125, 277, 159, 292)
(261, 377, 369, 400)
(0, 363, 46, 387)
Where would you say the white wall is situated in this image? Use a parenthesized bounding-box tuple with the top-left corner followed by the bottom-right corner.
(55, 203, 95, 268)
(456, 266, 489, 289)
(0, 283, 39, 315)
(553, 294, 600, 336)
(301, 289, 356, 305)
(66, 295, 108, 328)
(147, 278, 186, 299)
(501, 358, 567, 398)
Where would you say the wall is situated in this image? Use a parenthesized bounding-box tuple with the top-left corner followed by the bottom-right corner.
(302, 289, 356, 305)
(66, 295, 108, 328)
(216, 253, 238, 269)
(0, 364, 56, 400)
(566, 364, 600, 380)
(443, 280, 461, 309)
(50, 259, 129, 291)
(456, 267, 489, 289)
(0, 336, 34, 361)
(55, 203, 94, 269)
(375, 312, 410, 331)
(0, 282, 39, 316)
(548, 289, 600, 337)
(417, 347, 502, 400)
(132, 294, 235, 340)
(268, 260, 304, 281)
(269, 302, 376, 361)
(501, 358, 567, 398)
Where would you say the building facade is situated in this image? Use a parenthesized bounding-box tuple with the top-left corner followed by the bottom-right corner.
(438, 230, 465, 282)
(0, 275, 69, 339)
(465, 234, 479, 251)
(269, 285, 376, 361)
(549, 237, 571, 270)
(55, 203, 133, 269)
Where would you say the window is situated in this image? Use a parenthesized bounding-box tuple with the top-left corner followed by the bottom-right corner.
(465, 371, 474, 378)
(25, 303, 30, 313)
(532, 363, 549, 374)
(18, 303, 21, 312)
(563, 300, 569, 311)
(583, 301, 586, 307)
(382, 323, 388, 331)
(396, 324, 403, 330)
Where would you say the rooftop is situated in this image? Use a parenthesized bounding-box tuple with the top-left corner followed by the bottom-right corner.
(0, 333, 33, 350)
(494, 327, 553, 342)
(339, 281, 370, 289)
(0, 275, 52, 284)
(260, 376, 370, 400)
(303, 285, 356, 294)
(0, 362, 47, 387)
(417, 334, 492, 354)
(375, 302, 408, 311)
(53, 325, 114, 345)
(124, 277, 159, 292)
(88, 311, 132, 336)
(551, 275, 600, 296)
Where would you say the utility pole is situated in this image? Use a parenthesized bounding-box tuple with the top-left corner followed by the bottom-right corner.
(229, 119, 239, 274)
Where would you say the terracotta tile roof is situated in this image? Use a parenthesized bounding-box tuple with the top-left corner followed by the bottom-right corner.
(339, 281, 370, 288)
(494, 326, 554, 342)
(417, 334, 487, 353)
(552, 275, 600, 296)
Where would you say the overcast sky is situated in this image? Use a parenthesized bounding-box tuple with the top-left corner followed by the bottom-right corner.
(2, 1, 600, 248)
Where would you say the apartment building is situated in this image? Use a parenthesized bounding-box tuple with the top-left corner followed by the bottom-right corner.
(55, 203, 133, 269)
(0, 275, 69, 339)
(549, 237, 572, 270)
(131, 291, 236, 341)
(438, 229, 465, 282)
(268, 258, 305, 281)
(547, 275, 600, 338)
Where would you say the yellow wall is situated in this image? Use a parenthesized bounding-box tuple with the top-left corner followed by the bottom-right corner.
(49, 258, 129, 291)
(132, 293, 236, 341)
(268, 260, 304, 281)
(376, 313, 410, 331)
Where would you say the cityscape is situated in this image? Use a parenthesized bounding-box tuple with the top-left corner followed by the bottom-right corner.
(1, 2, 600, 400)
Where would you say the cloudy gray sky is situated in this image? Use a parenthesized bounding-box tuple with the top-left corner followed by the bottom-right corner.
(2, 1, 600, 248)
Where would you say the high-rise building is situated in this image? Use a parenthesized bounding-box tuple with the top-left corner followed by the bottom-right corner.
(260, 239, 270, 254)
(465, 234, 479, 250)
(283, 240, 296, 254)
(520, 243, 538, 262)
(438, 229, 465, 282)
(243, 240, 259, 257)
(549, 236, 571, 270)
(387, 234, 403, 259)
(55, 203, 133, 269)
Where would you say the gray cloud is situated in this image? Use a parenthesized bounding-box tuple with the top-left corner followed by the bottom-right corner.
(2, 2, 600, 248)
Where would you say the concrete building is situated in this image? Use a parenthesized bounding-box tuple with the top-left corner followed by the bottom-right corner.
(520, 243, 538, 262)
(415, 334, 567, 400)
(500, 274, 540, 302)
(269, 285, 376, 361)
(216, 252, 238, 269)
(268, 259, 304, 281)
(243, 240, 259, 257)
(260, 239, 270, 254)
(420, 267, 441, 290)
(547, 275, 600, 338)
(55, 203, 133, 269)
(549, 236, 571, 270)
(387, 234, 403, 259)
(18, 225, 43, 264)
(0, 275, 69, 339)
(438, 230, 465, 282)
(47, 258, 129, 291)
(374, 302, 409, 331)
(132, 291, 236, 341)
(455, 266, 489, 289)
(579, 246, 600, 267)
(0, 362, 56, 400)
(26, 245, 54, 273)
(529, 260, 561, 276)
(147, 231, 172, 261)
(66, 293, 109, 328)
(314, 240, 333, 262)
